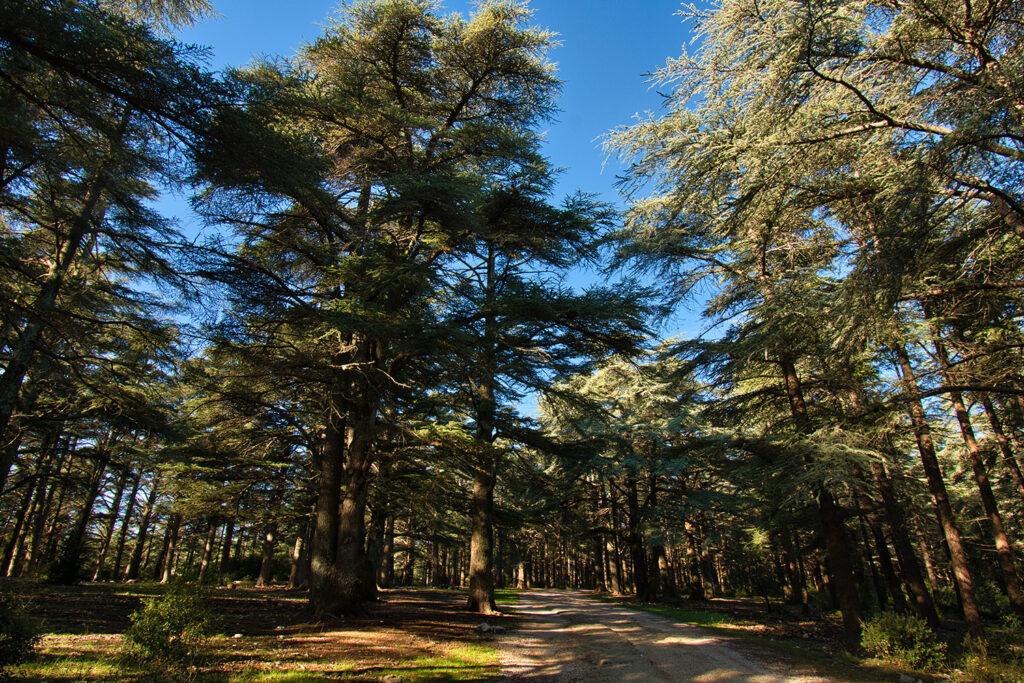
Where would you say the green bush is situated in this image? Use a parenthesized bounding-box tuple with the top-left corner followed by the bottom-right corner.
(862, 611, 947, 672)
(0, 584, 41, 672)
(121, 581, 211, 675)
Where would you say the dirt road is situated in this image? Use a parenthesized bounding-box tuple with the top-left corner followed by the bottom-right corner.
(497, 590, 836, 682)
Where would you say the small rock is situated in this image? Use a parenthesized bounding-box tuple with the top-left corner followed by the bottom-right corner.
(477, 622, 491, 633)
(491, 625, 506, 634)
(381, 675, 405, 683)
(232, 633, 243, 639)
(898, 675, 915, 683)
(274, 625, 285, 630)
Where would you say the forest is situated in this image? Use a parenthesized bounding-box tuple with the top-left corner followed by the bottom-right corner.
(2, 0, 1024, 680)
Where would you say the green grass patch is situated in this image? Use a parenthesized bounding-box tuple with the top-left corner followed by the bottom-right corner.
(369, 641, 498, 681)
(494, 588, 518, 604)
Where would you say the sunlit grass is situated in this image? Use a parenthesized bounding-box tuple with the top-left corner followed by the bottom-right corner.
(372, 641, 499, 681)
(494, 588, 518, 604)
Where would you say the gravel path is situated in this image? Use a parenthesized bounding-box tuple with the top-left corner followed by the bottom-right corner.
(497, 590, 838, 682)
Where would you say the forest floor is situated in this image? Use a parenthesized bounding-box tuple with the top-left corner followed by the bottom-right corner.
(7, 582, 928, 682)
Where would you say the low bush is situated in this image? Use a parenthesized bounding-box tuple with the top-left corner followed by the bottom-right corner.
(861, 611, 947, 672)
(121, 580, 211, 676)
(0, 584, 41, 673)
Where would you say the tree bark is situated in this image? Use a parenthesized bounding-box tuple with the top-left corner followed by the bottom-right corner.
(624, 475, 650, 601)
(92, 464, 130, 581)
(894, 343, 983, 638)
(50, 446, 110, 584)
(931, 336, 1024, 617)
(198, 518, 218, 583)
(111, 468, 143, 580)
(125, 475, 160, 581)
(869, 461, 940, 628)
(779, 357, 862, 647)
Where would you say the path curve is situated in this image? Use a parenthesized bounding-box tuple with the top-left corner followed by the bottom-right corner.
(497, 590, 836, 682)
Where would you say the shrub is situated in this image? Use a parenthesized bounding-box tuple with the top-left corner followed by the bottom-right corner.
(861, 611, 947, 672)
(121, 580, 211, 675)
(0, 584, 41, 672)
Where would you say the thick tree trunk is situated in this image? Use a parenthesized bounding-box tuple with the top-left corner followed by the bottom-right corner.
(288, 520, 312, 589)
(378, 515, 395, 588)
(256, 520, 277, 587)
(219, 516, 235, 574)
(931, 336, 1024, 617)
(602, 485, 622, 595)
(310, 388, 343, 599)
(467, 465, 497, 612)
(647, 471, 674, 598)
(854, 489, 906, 613)
(624, 475, 650, 601)
(894, 343, 983, 638)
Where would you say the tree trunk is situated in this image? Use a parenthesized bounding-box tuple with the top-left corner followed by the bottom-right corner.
(870, 461, 940, 628)
(894, 343, 983, 638)
(979, 394, 1024, 501)
(779, 357, 862, 647)
(92, 464, 130, 581)
(624, 475, 650, 600)
(111, 468, 143, 580)
(931, 336, 1024, 617)
(378, 515, 395, 588)
(125, 475, 160, 581)
(50, 448, 109, 584)
(219, 516, 235, 574)
(310, 387, 343, 599)
(256, 520, 277, 587)
(158, 512, 182, 583)
(198, 518, 218, 583)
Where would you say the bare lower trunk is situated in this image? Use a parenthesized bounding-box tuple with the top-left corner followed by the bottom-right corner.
(111, 469, 143, 580)
(895, 344, 983, 638)
(467, 466, 496, 613)
(932, 337, 1024, 617)
(125, 476, 159, 581)
(256, 521, 277, 587)
(870, 462, 940, 628)
(779, 357, 861, 647)
(51, 451, 109, 584)
(93, 466, 129, 581)
(198, 520, 218, 582)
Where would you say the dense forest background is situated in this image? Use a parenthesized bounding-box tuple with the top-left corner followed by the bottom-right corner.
(2, 0, 1023, 652)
